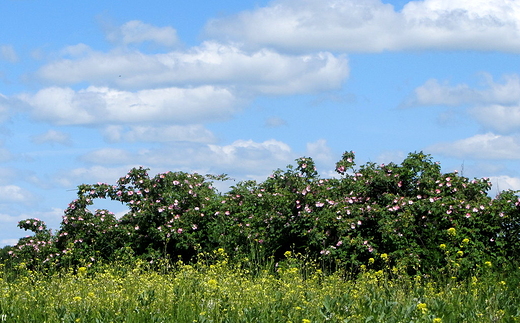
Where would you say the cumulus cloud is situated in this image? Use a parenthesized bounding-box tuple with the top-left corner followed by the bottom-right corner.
(36, 42, 349, 94)
(405, 74, 520, 133)
(106, 20, 179, 47)
(77, 139, 296, 179)
(0, 45, 18, 63)
(18, 85, 239, 125)
(205, 0, 520, 53)
(31, 129, 72, 145)
(426, 133, 520, 159)
(102, 124, 217, 143)
(405, 75, 520, 107)
(470, 105, 520, 134)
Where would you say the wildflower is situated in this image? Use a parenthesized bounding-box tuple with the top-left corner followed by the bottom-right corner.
(284, 251, 292, 258)
(484, 261, 492, 268)
(457, 250, 464, 257)
(368, 258, 375, 264)
(77, 267, 87, 276)
(417, 303, 428, 314)
(433, 318, 442, 323)
(462, 238, 470, 244)
(439, 244, 446, 249)
(302, 320, 311, 323)
(73, 296, 82, 302)
(447, 227, 456, 236)
(381, 253, 388, 261)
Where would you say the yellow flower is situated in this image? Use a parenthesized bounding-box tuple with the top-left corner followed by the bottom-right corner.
(284, 251, 292, 258)
(77, 267, 87, 276)
(433, 318, 442, 323)
(484, 261, 492, 268)
(368, 258, 375, 264)
(439, 244, 446, 249)
(447, 227, 456, 236)
(380, 253, 388, 261)
(207, 279, 218, 287)
(457, 250, 464, 257)
(73, 296, 82, 302)
(462, 238, 470, 244)
(302, 320, 311, 323)
(417, 303, 428, 314)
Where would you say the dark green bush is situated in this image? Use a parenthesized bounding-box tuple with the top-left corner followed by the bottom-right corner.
(5, 151, 520, 277)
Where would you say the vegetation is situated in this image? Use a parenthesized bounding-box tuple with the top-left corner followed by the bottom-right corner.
(1, 150, 520, 321)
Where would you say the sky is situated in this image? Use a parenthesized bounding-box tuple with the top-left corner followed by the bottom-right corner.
(1, 0, 520, 246)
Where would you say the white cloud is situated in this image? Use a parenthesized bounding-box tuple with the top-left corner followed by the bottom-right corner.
(205, 0, 520, 52)
(76, 139, 295, 180)
(18, 85, 239, 125)
(102, 124, 217, 143)
(35, 42, 349, 94)
(0, 213, 26, 224)
(31, 129, 72, 145)
(406, 75, 520, 107)
(60, 43, 93, 57)
(0, 185, 35, 204)
(426, 133, 520, 159)
(80, 148, 134, 165)
(54, 165, 136, 188)
(488, 175, 520, 193)
(106, 20, 179, 47)
(206, 139, 294, 173)
(0, 45, 18, 63)
(470, 105, 520, 134)
(306, 139, 334, 164)
(405, 74, 520, 133)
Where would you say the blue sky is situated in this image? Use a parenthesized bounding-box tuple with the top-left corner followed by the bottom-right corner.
(1, 0, 520, 246)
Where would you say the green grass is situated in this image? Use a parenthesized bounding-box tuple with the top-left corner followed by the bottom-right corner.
(1, 253, 519, 322)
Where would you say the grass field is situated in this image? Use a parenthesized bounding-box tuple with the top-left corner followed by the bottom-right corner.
(1, 250, 519, 323)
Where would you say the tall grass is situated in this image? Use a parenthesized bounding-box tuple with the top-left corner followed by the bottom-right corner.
(0, 252, 519, 322)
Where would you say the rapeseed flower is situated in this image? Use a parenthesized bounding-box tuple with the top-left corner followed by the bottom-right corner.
(417, 303, 428, 314)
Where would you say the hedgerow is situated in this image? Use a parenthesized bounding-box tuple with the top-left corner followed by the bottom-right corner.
(6, 151, 520, 277)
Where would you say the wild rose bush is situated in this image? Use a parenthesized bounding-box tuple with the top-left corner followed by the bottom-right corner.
(7, 151, 520, 276)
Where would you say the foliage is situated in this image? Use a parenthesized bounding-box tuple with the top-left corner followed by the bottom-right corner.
(4, 151, 520, 277)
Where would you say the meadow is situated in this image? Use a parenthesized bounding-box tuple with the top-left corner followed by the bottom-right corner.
(1, 151, 520, 322)
(1, 251, 519, 323)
